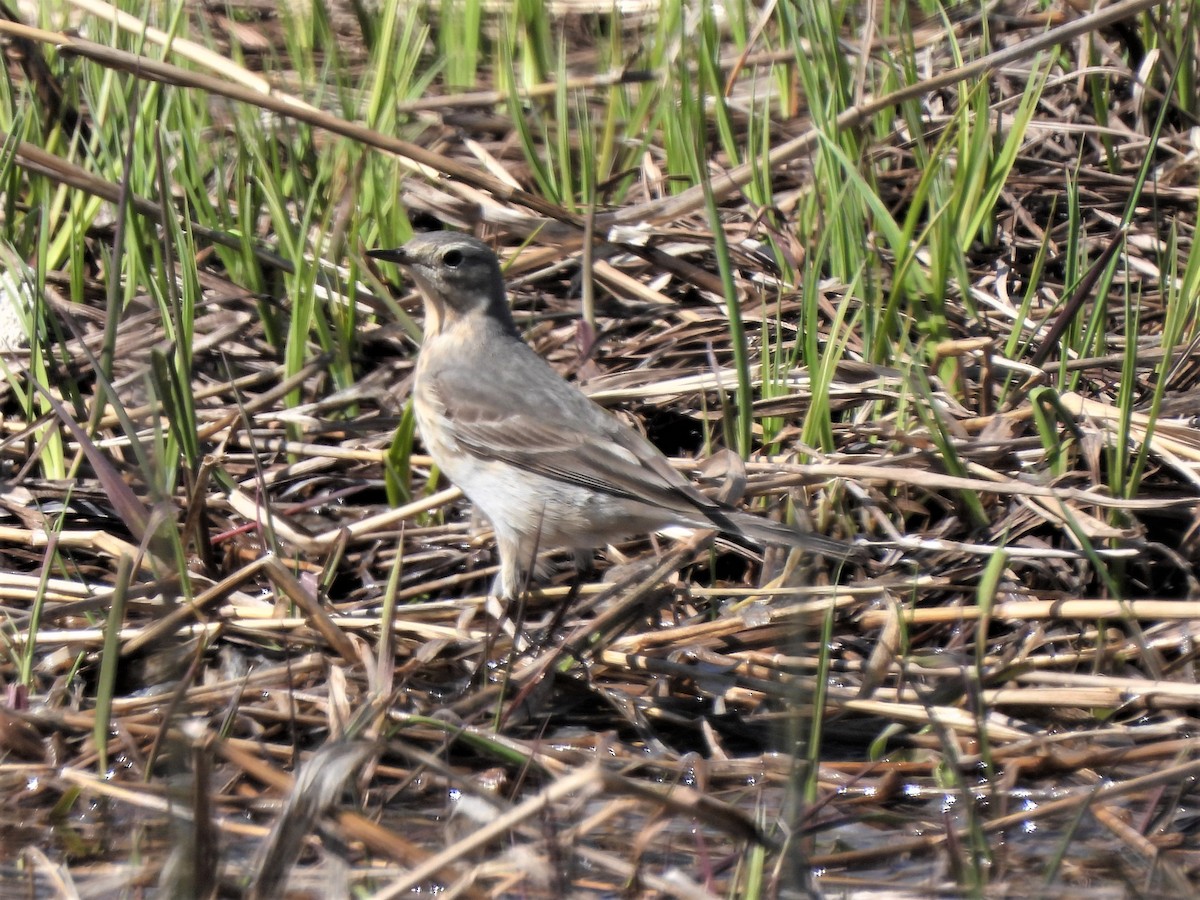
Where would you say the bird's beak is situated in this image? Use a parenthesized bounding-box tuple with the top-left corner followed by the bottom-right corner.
(366, 247, 412, 265)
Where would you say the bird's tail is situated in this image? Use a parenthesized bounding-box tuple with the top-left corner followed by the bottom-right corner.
(716, 509, 862, 562)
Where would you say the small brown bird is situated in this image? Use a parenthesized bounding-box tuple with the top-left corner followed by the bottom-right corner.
(368, 232, 855, 598)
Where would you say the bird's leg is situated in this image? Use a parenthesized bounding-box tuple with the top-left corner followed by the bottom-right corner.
(521, 550, 588, 651)
(493, 535, 525, 601)
(572, 548, 596, 582)
(483, 537, 526, 648)
(492, 532, 560, 652)
(489, 571, 512, 602)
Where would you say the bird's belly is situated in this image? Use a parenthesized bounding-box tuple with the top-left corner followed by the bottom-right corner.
(420, 449, 654, 551)
(456, 462, 657, 546)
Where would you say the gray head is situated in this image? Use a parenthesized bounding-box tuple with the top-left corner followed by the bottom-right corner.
(368, 232, 515, 335)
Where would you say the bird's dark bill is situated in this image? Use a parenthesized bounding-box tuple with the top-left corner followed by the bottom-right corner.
(366, 247, 411, 264)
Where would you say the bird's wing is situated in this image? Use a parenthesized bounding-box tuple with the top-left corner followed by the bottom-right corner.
(424, 358, 715, 518)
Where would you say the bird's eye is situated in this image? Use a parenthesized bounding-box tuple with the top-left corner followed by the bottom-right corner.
(442, 249, 463, 268)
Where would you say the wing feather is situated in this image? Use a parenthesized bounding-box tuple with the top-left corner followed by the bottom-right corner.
(424, 357, 715, 520)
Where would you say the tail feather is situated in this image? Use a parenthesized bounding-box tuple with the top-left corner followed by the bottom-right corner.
(713, 508, 862, 562)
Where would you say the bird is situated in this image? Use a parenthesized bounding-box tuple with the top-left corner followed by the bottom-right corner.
(367, 231, 857, 599)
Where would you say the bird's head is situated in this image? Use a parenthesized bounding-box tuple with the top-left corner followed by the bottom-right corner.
(368, 232, 514, 334)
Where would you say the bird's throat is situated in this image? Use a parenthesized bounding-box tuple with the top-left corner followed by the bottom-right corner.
(421, 296, 446, 337)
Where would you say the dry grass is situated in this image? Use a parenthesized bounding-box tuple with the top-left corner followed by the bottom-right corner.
(1, 0, 1200, 897)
